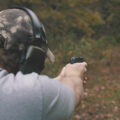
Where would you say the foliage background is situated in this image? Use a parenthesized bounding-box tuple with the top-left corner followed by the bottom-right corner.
(0, 0, 120, 119)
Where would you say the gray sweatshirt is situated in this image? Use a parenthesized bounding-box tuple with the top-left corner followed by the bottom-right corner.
(0, 68, 75, 120)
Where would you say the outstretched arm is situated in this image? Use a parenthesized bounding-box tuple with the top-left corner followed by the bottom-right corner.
(54, 62, 87, 106)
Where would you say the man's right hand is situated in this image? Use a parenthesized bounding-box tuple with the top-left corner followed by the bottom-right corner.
(54, 62, 87, 107)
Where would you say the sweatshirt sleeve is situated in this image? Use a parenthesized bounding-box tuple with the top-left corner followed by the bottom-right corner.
(39, 76, 75, 120)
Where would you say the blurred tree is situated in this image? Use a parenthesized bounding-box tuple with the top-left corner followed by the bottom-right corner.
(96, 0, 120, 37)
(7, 0, 104, 39)
(8, 0, 32, 8)
(0, 0, 9, 10)
(0, 0, 119, 44)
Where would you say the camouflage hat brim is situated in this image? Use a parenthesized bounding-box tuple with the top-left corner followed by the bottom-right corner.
(46, 48, 55, 63)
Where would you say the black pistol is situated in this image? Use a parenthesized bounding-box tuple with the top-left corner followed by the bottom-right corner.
(70, 57, 84, 64)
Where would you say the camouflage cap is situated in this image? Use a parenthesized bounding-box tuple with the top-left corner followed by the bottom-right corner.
(0, 9, 55, 62)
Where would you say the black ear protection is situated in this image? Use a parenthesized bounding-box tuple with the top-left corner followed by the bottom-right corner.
(14, 7, 48, 74)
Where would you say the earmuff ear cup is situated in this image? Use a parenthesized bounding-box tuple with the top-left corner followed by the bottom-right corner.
(20, 46, 45, 74)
